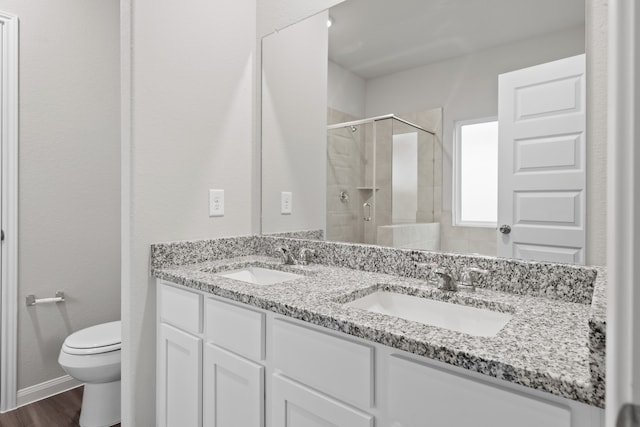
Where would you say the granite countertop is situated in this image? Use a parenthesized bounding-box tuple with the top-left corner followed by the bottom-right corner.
(152, 254, 603, 408)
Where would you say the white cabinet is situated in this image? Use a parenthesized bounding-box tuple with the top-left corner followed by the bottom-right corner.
(271, 374, 374, 427)
(387, 354, 571, 427)
(203, 343, 264, 427)
(157, 281, 602, 427)
(157, 323, 202, 427)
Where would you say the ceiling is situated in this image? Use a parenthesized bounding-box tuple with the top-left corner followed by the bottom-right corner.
(328, 0, 585, 79)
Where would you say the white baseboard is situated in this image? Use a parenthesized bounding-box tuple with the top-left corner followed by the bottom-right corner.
(15, 374, 82, 409)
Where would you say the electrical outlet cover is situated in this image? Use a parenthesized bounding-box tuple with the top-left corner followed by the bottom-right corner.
(281, 191, 292, 214)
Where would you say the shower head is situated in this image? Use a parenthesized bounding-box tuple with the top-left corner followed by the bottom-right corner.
(350, 126, 357, 132)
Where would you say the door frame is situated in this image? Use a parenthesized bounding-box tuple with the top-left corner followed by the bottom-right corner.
(606, 1, 640, 426)
(0, 11, 19, 413)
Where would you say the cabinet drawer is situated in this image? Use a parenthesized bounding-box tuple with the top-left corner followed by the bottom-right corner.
(387, 354, 571, 427)
(159, 283, 202, 335)
(272, 374, 373, 427)
(205, 297, 265, 361)
(271, 318, 374, 408)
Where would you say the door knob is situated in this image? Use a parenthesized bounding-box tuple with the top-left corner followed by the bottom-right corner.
(499, 225, 511, 234)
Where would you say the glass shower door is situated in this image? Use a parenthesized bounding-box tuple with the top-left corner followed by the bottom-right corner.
(373, 118, 436, 249)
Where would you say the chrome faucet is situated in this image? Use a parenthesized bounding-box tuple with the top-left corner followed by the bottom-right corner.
(431, 266, 489, 292)
(432, 267, 460, 291)
(297, 248, 315, 265)
(276, 247, 296, 265)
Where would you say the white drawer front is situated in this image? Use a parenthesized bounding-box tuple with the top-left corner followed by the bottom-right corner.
(271, 318, 374, 408)
(387, 354, 571, 427)
(272, 374, 373, 427)
(205, 297, 265, 361)
(159, 283, 202, 335)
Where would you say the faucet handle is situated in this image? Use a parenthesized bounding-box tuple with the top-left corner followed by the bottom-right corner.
(416, 262, 441, 272)
(298, 248, 315, 265)
(276, 246, 289, 255)
(276, 246, 295, 265)
(465, 267, 489, 279)
(433, 269, 456, 291)
(463, 267, 489, 289)
(415, 262, 441, 281)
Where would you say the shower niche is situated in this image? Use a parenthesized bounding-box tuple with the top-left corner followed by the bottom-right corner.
(326, 113, 439, 250)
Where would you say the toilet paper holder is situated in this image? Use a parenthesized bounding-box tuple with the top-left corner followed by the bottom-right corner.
(26, 291, 65, 306)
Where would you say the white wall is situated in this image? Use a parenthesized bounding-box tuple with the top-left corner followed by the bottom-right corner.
(328, 60, 366, 118)
(364, 26, 587, 257)
(262, 12, 328, 234)
(122, 0, 256, 424)
(0, 0, 121, 393)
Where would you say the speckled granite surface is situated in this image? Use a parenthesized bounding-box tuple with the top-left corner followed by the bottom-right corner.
(262, 229, 324, 240)
(588, 266, 607, 404)
(150, 235, 606, 407)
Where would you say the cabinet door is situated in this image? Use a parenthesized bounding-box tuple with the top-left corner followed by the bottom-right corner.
(272, 374, 373, 427)
(387, 354, 571, 427)
(203, 343, 264, 427)
(157, 323, 202, 427)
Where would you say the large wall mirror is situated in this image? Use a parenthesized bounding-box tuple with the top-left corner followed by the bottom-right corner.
(261, 0, 596, 264)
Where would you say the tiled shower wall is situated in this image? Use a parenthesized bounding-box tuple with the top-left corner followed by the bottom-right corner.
(327, 109, 364, 243)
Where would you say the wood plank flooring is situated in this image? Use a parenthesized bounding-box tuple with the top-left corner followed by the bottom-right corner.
(0, 387, 121, 427)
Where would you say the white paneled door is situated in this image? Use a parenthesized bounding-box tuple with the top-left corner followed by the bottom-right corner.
(497, 54, 586, 264)
(0, 11, 18, 412)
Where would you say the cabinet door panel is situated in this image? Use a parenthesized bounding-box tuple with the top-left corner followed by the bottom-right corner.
(272, 318, 374, 408)
(158, 323, 202, 427)
(272, 374, 373, 427)
(387, 354, 571, 427)
(203, 344, 264, 427)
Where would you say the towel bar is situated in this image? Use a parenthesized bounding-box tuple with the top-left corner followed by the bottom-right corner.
(26, 291, 65, 306)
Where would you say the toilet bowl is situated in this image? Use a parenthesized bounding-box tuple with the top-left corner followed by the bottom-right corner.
(59, 321, 121, 427)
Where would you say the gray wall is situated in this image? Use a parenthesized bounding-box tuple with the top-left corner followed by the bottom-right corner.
(261, 11, 329, 234)
(258, 0, 343, 37)
(328, 60, 366, 118)
(0, 0, 121, 392)
(585, 0, 608, 266)
(122, 0, 256, 424)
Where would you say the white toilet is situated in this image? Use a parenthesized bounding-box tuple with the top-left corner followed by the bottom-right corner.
(58, 321, 121, 427)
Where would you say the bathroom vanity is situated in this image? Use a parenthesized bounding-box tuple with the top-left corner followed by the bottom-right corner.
(151, 235, 606, 427)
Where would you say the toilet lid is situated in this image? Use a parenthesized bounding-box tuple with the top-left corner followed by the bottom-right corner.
(63, 321, 121, 354)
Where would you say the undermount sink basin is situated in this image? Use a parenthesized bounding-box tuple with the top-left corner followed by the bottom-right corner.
(216, 267, 303, 286)
(344, 291, 512, 337)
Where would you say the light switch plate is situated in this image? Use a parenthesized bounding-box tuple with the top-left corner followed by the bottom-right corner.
(281, 191, 292, 214)
(209, 189, 224, 217)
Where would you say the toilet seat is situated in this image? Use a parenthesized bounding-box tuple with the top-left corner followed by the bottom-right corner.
(59, 320, 122, 426)
(62, 321, 121, 356)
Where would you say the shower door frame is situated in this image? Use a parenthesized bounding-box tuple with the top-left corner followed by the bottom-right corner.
(327, 115, 435, 245)
(0, 11, 19, 413)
